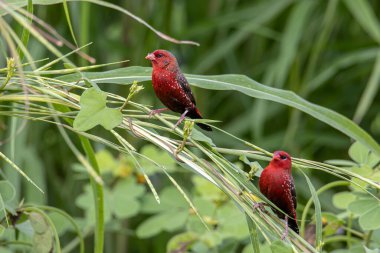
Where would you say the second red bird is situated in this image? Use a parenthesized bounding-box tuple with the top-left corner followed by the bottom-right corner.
(259, 151, 299, 237)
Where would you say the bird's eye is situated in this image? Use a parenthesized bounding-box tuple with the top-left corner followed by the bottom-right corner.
(156, 53, 163, 58)
(280, 155, 287, 160)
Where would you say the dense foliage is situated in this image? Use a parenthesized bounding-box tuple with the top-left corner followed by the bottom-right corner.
(0, 1, 380, 253)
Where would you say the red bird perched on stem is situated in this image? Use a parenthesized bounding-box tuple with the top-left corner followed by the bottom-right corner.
(145, 49, 212, 131)
(259, 151, 299, 238)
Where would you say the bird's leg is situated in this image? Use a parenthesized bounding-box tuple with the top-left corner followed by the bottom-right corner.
(173, 109, 189, 129)
(281, 216, 289, 240)
(149, 108, 169, 117)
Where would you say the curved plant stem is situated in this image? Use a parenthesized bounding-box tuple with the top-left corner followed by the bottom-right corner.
(79, 137, 104, 253)
(300, 180, 350, 236)
(365, 230, 373, 247)
(347, 213, 353, 248)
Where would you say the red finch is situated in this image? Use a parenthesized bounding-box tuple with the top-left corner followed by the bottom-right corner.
(259, 151, 299, 237)
(145, 49, 212, 131)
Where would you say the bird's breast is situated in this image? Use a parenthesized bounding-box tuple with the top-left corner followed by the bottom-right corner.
(151, 70, 194, 112)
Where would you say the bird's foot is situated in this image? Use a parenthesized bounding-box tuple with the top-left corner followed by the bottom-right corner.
(253, 202, 267, 213)
(149, 108, 168, 118)
(281, 229, 289, 241)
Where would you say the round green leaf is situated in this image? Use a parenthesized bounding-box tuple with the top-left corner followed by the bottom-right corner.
(348, 198, 378, 215)
(136, 213, 168, 238)
(332, 192, 356, 209)
(136, 211, 188, 238)
(112, 178, 145, 200)
(359, 205, 380, 230)
(113, 199, 140, 219)
(163, 211, 188, 232)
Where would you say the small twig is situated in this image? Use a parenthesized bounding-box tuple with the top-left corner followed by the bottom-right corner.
(120, 81, 144, 111)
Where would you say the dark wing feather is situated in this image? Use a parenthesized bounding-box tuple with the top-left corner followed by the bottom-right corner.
(176, 72, 196, 105)
(290, 177, 297, 209)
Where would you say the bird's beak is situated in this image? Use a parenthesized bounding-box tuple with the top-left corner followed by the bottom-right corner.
(273, 151, 281, 160)
(145, 53, 155, 61)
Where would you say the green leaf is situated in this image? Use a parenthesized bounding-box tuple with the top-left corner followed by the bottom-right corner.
(60, 67, 380, 157)
(95, 149, 118, 173)
(364, 246, 380, 253)
(348, 198, 378, 215)
(322, 212, 343, 236)
(0, 180, 16, 204)
(139, 145, 177, 174)
(111, 179, 145, 219)
(270, 240, 293, 253)
(73, 87, 123, 131)
(75, 184, 112, 225)
(0, 224, 5, 237)
(192, 176, 225, 202)
(167, 232, 198, 253)
(349, 141, 380, 166)
(332, 191, 357, 209)
(217, 202, 249, 240)
(29, 212, 49, 234)
(136, 211, 188, 238)
(33, 230, 53, 253)
(359, 205, 380, 230)
(140, 186, 188, 213)
(191, 128, 214, 146)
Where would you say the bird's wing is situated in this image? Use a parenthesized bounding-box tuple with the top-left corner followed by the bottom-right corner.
(176, 72, 196, 105)
(290, 177, 297, 210)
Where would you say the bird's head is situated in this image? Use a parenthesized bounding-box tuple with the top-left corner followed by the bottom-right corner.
(270, 150, 292, 171)
(145, 49, 178, 71)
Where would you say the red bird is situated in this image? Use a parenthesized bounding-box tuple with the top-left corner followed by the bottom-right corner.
(259, 151, 299, 237)
(145, 50, 212, 131)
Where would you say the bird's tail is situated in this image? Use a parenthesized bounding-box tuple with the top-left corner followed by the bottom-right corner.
(288, 218, 299, 234)
(187, 108, 212, 131)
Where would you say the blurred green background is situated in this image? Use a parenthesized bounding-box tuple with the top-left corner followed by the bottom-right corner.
(1, 0, 380, 252)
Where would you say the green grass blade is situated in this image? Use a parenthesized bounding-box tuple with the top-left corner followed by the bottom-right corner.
(273, 0, 315, 88)
(353, 50, 380, 123)
(16, 0, 33, 61)
(194, 0, 292, 73)
(59, 66, 380, 157)
(301, 171, 322, 251)
(0, 151, 43, 193)
(344, 0, 380, 44)
(246, 214, 260, 253)
(63, 0, 78, 46)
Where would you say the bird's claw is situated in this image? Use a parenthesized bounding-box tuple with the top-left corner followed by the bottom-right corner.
(148, 108, 168, 118)
(253, 202, 267, 213)
(280, 227, 289, 241)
